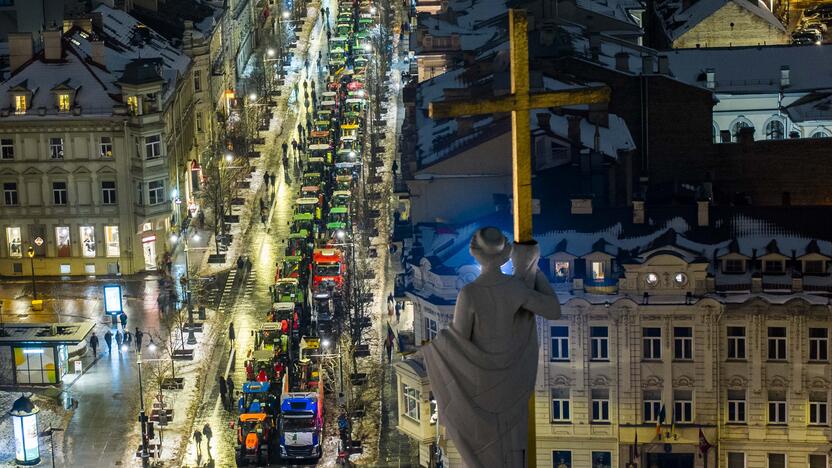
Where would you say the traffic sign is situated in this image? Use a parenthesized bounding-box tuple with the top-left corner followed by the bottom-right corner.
(33, 237, 44, 246)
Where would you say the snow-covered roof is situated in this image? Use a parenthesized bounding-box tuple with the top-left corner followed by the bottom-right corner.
(70, 4, 190, 102)
(576, 0, 644, 27)
(656, 0, 784, 42)
(0, 45, 119, 118)
(785, 92, 832, 123)
(664, 44, 832, 94)
(417, 15, 499, 51)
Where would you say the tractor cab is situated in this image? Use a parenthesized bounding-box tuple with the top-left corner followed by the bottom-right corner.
(312, 248, 345, 290)
(239, 382, 274, 413)
(302, 172, 323, 188)
(237, 412, 273, 466)
(300, 185, 322, 201)
(332, 190, 351, 209)
(335, 174, 353, 191)
(273, 278, 303, 304)
(291, 212, 315, 235)
(308, 146, 332, 165)
(285, 232, 311, 257)
(294, 197, 318, 217)
(276, 255, 304, 282)
(326, 207, 350, 236)
(306, 157, 327, 175)
(255, 323, 282, 353)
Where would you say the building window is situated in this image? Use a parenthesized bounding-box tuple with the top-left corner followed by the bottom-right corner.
(49, 137, 64, 159)
(402, 384, 420, 421)
(590, 326, 608, 361)
(724, 258, 745, 273)
(727, 389, 746, 423)
(673, 327, 693, 360)
(55, 226, 70, 257)
(13, 347, 58, 384)
(809, 392, 828, 425)
(810, 328, 829, 362)
(52, 182, 68, 205)
(194, 70, 202, 92)
(80, 226, 95, 258)
(764, 260, 784, 273)
(550, 326, 569, 361)
(14, 95, 27, 114)
(104, 226, 120, 257)
(0, 138, 14, 159)
(810, 455, 828, 468)
(768, 390, 787, 424)
(101, 181, 117, 205)
(196, 112, 204, 132)
(554, 260, 570, 280)
(727, 327, 746, 360)
(135, 183, 143, 206)
(423, 317, 437, 341)
(591, 261, 605, 280)
(727, 453, 745, 468)
(57, 93, 71, 112)
(591, 388, 609, 423)
(6, 227, 21, 257)
(643, 390, 662, 423)
(553, 451, 572, 467)
(767, 454, 786, 468)
(767, 327, 787, 361)
(765, 119, 785, 140)
(126, 95, 139, 115)
(591, 451, 612, 468)
(148, 180, 165, 205)
(3, 182, 18, 206)
(100, 136, 113, 158)
(645, 272, 659, 286)
(673, 389, 693, 423)
(804, 260, 825, 274)
(642, 327, 661, 360)
(145, 134, 162, 159)
(811, 131, 830, 139)
(551, 388, 570, 422)
(731, 120, 752, 142)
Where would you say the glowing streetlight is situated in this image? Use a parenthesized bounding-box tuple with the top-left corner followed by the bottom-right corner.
(282, 10, 290, 19)
(363, 43, 372, 52)
(170, 234, 178, 243)
(322, 339, 331, 348)
(370, 6, 377, 14)
(249, 93, 258, 101)
(348, 151, 356, 159)
(336, 229, 346, 240)
(148, 339, 157, 353)
(225, 153, 234, 162)
(267, 48, 276, 57)
(193, 233, 201, 242)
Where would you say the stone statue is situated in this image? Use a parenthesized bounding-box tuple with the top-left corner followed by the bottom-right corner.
(421, 227, 561, 468)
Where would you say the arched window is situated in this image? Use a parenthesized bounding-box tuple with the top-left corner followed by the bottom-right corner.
(731, 119, 753, 142)
(765, 119, 785, 140)
(811, 129, 831, 138)
(713, 122, 720, 143)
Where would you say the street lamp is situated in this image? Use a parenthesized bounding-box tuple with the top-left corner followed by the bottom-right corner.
(27, 246, 36, 300)
(137, 352, 150, 467)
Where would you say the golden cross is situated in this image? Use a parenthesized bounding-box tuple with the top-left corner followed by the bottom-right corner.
(428, 9, 610, 467)
(429, 8, 611, 243)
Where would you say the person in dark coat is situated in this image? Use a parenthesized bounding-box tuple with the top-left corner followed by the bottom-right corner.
(218, 376, 228, 409)
(282, 142, 288, 157)
(202, 423, 213, 448)
(228, 323, 236, 346)
(193, 429, 202, 455)
(270, 173, 276, 187)
(135, 328, 144, 351)
(297, 123, 304, 139)
(264, 171, 270, 187)
(291, 138, 298, 154)
(104, 330, 113, 353)
(226, 376, 235, 397)
(115, 331, 123, 352)
(119, 311, 128, 329)
(90, 334, 99, 357)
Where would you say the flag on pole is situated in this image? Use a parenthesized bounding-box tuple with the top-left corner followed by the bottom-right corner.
(656, 405, 666, 436)
(698, 427, 712, 457)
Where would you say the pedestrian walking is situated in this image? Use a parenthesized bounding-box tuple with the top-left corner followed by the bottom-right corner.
(226, 376, 235, 397)
(384, 338, 393, 362)
(264, 170, 270, 187)
(193, 429, 202, 454)
(306, 120, 312, 136)
(124, 330, 132, 345)
(259, 198, 265, 211)
(115, 331, 123, 351)
(90, 334, 99, 357)
(395, 301, 402, 322)
(119, 311, 128, 329)
(202, 423, 213, 448)
(282, 141, 288, 157)
(229, 323, 236, 346)
(392, 160, 399, 179)
(261, 207, 268, 227)
(297, 123, 304, 139)
(326, 29, 331, 42)
(291, 138, 298, 154)
(135, 328, 144, 351)
(218, 376, 228, 408)
(104, 330, 113, 353)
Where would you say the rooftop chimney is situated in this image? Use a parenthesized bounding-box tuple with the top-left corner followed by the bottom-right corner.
(614, 52, 629, 72)
(658, 55, 670, 75)
(780, 65, 790, 87)
(705, 68, 715, 89)
(567, 115, 582, 146)
(43, 28, 63, 61)
(91, 40, 106, 67)
(697, 198, 709, 227)
(641, 55, 655, 74)
(633, 199, 645, 224)
(8, 33, 33, 72)
(571, 196, 593, 215)
(536, 112, 551, 129)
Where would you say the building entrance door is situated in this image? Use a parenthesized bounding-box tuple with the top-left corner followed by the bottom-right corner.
(646, 453, 695, 468)
(143, 239, 156, 270)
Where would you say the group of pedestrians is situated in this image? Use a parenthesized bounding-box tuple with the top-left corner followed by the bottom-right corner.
(192, 423, 212, 457)
(89, 312, 147, 358)
(217, 374, 236, 410)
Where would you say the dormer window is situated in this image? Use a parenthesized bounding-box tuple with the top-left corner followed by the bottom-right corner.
(57, 93, 71, 112)
(764, 260, 784, 273)
(591, 261, 606, 280)
(14, 95, 27, 115)
(554, 261, 570, 280)
(804, 260, 825, 274)
(724, 259, 745, 273)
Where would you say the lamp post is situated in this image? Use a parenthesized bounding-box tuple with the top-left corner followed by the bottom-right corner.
(137, 352, 150, 467)
(27, 246, 36, 300)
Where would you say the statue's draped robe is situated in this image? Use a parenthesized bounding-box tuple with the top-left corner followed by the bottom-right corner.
(422, 277, 540, 468)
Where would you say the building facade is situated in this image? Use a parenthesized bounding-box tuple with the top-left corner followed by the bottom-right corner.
(395, 203, 832, 468)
